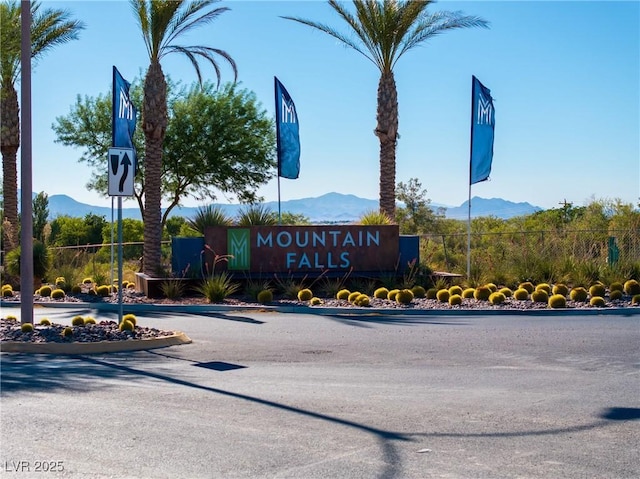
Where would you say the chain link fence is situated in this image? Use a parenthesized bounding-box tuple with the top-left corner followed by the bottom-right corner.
(419, 229, 640, 284)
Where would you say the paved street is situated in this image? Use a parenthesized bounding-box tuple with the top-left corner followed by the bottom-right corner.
(1, 308, 639, 478)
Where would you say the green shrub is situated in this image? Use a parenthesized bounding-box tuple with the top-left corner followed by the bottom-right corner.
(62, 327, 73, 338)
(84, 317, 97, 325)
(449, 294, 463, 306)
(609, 290, 623, 301)
(395, 289, 414, 304)
(570, 287, 588, 302)
(5, 241, 51, 283)
(310, 297, 323, 306)
(119, 320, 135, 332)
(590, 296, 606, 307)
(462, 288, 475, 299)
(448, 285, 463, 296)
(531, 290, 549, 303)
(411, 285, 426, 298)
(436, 289, 450, 302)
(348, 291, 362, 303)
(71, 284, 82, 294)
(336, 289, 351, 300)
(297, 288, 313, 301)
(624, 279, 640, 296)
(39, 285, 52, 297)
(474, 286, 491, 301)
(21, 323, 34, 333)
(122, 314, 137, 326)
(159, 279, 186, 300)
(589, 283, 606, 298)
(609, 282, 624, 292)
(489, 292, 506, 304)
(548, 294, 567, 309)
(552, 283, 569, 297)
(425, 288, 438, 299)
(485, 283, 498, 292)
(257, 289, 273, 304)
(535, 283, 552, 294)
(374, 287, 390, 299)
(388, 289, 400, 301)
(518, 282, 535, 294)
(499, 287, 512, 297)
(51, 289, 66, 299)
(39, 318, 51, 326)
(197, 273, 240, 303)
(71, 316, 85, 326)
(513, 288, 529, 300)
(632, 294, 640, 305)
(355, 294, 370, 307)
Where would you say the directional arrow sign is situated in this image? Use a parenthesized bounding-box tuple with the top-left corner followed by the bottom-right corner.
(108, 147, 135, 197)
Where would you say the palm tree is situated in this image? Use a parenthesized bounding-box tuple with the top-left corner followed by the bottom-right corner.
(130, 0, 237, 276)
(283, 0, 488, 217)
(0, 1, 84, 255)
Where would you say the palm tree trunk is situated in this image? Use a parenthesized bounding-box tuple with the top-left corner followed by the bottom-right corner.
(142, 61, 168, 276)
(1, 83, 20, 254)
(375, 70, 398, 219)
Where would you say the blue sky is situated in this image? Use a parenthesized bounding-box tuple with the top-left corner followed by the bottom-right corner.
(23, 0, 640, 212)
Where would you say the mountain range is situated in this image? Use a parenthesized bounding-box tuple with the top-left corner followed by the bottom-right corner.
(34, 192, 542, 222)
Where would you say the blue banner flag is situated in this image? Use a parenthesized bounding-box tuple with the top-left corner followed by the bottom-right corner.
(470, 76, 495, 185)
(112, 66, 137, 152)
(275, 77, 300, 179)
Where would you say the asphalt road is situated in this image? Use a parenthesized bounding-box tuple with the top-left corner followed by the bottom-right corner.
(1, 308, 639, 479)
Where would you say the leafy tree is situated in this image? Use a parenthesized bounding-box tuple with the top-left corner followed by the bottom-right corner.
(100, 218, 145, 261)
(53, 80, 275, 228)
(49, 216, 89, 247)
(0, 1, 84, 254)
(283, 0, 487, 217)
(164, 216, 187, 239)
(131, 0, 237, 275)
(32, 191, 49, 243)
(83, 213, 108, 246)
(395, 178, 442, 234)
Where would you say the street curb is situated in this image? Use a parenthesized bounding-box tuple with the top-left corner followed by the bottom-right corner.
(0, 331, 192, 355)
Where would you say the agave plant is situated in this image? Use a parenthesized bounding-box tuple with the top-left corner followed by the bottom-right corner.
(236, 204, 278, 226)
(187, 205, 233, 235)
(196, 272, 240, 303)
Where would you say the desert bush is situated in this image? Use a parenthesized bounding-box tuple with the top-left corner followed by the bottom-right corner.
(297, 289, 313, 301)
(548, 294, 567, 308)
(359, 210, 393, 225)
(425, 288, 438, 299)
(187, 205, 233, 235)
(531, 290, 548, 303)
(609, 281, 624, 292)
(589, 283, 606, 298)
(436, 289, 450, 302)
(570, 287, 588, 302)
(623, 279, 640, 296)
(197, 273, 240, 303)
(5, 240, 51, 284)
(159, 279, 186, 300)
(449, 294, 463, 306)
(535, 283, 552, 294)
(236, 205, 278, 226)
(589, 296, 606, 307)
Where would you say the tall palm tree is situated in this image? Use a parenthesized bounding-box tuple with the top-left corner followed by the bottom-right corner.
(0, 1, 84, 254)
(284, 0, 488, 217)
(130, 0, 237, 275)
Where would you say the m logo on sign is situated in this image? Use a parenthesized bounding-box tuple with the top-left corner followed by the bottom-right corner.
(477, 93, 493, 125)
(228, 229, 250, 270)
